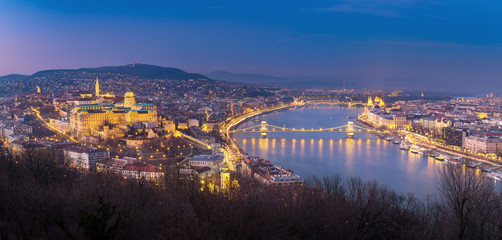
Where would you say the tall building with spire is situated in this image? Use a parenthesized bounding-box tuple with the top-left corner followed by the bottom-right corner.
(230, 100, 235, 116)
(93, 77, 115, 98)
(95, 77, 100, 97)
(367, 96, 373, 107)
(220, 163, 230, 193)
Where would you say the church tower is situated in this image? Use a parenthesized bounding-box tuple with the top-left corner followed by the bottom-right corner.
(230, 100, 235, 116)
(220, 163, 230, 193)
(367, 96, 373, 107)
(379, 99, 385, 108)
(95, 77, 100, 97)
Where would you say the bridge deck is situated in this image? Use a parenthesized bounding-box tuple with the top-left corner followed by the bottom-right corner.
(227, 129, 384, 133)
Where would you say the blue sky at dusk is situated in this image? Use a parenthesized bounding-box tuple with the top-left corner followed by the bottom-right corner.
(1, 0, 502, 92)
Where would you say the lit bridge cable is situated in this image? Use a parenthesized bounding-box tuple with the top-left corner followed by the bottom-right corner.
(224, 121, 388, 138)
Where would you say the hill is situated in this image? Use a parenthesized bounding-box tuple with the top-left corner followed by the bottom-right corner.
(0, 74, 29, 81)
(30, 63, 210, 80)
(207, 70, 362, 89)
(206, 71, 288, 86)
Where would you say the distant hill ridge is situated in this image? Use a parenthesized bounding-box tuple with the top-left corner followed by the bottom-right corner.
(24, 63, 210, 80)
(1, 64, 358, 89)
(206, 70, 361, 89)
(0, 74, 29, 81)
(206, 70, 289, 86)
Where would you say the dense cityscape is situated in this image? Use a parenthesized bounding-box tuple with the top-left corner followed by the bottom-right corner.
(3, 0, 502, 239)
(1, 64, 502, 238)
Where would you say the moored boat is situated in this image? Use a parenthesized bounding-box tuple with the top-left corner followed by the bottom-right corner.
(410, 146, 420, 154)
(399, 142, 410, 150)
(448, 157, 461, 164)
(466, 163, 479, 169)
(487, 172, 501, 181)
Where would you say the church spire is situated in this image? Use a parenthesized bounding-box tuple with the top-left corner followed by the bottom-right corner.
(367, 96, 373, 107)
(95, 77, 100, 97)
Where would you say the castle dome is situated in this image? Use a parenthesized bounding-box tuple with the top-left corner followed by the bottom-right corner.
(124, 90, 136, 108)
(124, 91, 135, 98)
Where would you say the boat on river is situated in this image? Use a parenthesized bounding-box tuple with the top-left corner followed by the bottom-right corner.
(447, 157, 461, 164)
(410, 146, 420, 154)
(487, 172, 502, 181)
(465, 161, 480, 169)
(420, 149, 429, 155)
(410, 145, 427, 155)
(429, 151, 438, 158)
(393, 139, 401, 144)
(399, 142, 410, 150)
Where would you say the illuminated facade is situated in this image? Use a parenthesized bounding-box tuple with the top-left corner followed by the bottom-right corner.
(374, 96, 385, 107)
(94, 77, 116, 98)
(464, 135, 502, 154)
(64, 147, 110, 169)
(95, 77, 100, 96)
(392, 115, 407, 129)
(70, 91, 157, 133)
(441, 127, 465, 147)
(367, 96, 385, 108)
(220, 163, 230, 192)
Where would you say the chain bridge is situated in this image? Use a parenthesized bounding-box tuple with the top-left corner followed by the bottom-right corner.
(224, 121, 387, 138)
(302, 99, 366, 107)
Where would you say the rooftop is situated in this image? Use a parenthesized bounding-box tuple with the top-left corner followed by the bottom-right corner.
(122, 162, 159, 172)
(190, 154, 224, 162)
(66, 147, 109, 153)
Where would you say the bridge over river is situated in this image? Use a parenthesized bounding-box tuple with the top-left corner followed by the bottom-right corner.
(223, 120, 387, 138)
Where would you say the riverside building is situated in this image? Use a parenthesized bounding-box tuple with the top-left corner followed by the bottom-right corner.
(243, 157, 303, 190)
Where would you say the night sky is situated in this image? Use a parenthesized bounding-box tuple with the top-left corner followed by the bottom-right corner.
(1, 0, 502, 93)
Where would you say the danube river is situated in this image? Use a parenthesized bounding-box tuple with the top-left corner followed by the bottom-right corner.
(233, 106, 444, 198)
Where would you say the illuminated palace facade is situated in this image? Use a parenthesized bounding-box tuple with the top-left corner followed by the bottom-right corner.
(70, 79, 157, 134)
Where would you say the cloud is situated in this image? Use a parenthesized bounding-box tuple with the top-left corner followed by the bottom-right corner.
(490, 43, 502, 47)
(378, 40, 469, 48)
(322, 3, 400, 18)
(316, 0, 441, 18)
(277, 34, 333, 43)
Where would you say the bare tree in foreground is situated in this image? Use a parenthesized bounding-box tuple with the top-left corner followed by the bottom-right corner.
(437, 164, 501, 240)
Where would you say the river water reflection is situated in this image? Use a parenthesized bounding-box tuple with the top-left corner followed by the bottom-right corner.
(233, 106, 445, 198)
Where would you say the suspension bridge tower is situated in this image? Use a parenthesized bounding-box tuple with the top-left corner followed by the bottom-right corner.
(347, 121, 354, 138)
(260, 121, 268, 138)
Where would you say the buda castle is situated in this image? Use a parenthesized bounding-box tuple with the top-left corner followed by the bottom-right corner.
(69, 78, 157, 134)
